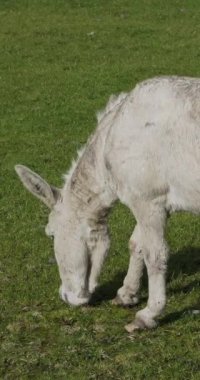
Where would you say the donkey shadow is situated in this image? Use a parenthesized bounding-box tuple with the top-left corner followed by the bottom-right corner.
(91, 247, 200, 323)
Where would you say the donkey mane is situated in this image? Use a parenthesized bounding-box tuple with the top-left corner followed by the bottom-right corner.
(64, 92, 128, 187)
(63, 147, 86, 184)
(96, 92, 127, 123)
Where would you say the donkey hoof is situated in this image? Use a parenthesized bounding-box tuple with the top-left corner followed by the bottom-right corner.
(125, 322, 141, 333)
(112, 294, 139, 307)
(112, 295, 124, 306)
(125, 317, 157, 332)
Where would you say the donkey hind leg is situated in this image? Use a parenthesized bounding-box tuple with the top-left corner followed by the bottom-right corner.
(112, 224, 144, 306)
(125, 200, 169, 332)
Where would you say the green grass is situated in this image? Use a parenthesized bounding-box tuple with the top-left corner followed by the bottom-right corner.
(0, 0, 200, 379)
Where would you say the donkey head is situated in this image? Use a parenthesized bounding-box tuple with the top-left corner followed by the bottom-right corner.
(15, 165, 91, 306)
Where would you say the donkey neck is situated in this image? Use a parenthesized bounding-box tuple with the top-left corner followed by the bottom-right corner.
(65, 135, 116, 221)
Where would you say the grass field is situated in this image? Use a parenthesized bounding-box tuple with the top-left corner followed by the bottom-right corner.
(0, 0, 200, 379)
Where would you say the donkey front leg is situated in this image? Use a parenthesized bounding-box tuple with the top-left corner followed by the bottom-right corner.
(125, 201, 169, 331)
(88, 227, 110, 294)
(112, 224, 144, 306)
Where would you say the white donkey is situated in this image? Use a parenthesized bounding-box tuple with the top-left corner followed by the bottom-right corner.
(15, 76, 200, 332)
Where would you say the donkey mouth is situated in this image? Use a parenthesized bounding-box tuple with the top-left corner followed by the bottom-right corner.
(59, 286, 91, 306)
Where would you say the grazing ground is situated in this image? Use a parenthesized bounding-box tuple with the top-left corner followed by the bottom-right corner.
(0, 0, 200, 379)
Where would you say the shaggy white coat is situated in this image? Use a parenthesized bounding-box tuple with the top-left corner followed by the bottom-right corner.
(16, 76, 200, 331)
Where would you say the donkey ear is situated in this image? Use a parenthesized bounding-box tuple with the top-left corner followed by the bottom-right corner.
(15, 164, 61, 209)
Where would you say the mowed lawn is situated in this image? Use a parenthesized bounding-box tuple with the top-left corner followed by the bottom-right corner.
(0, 0, 200, 379)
